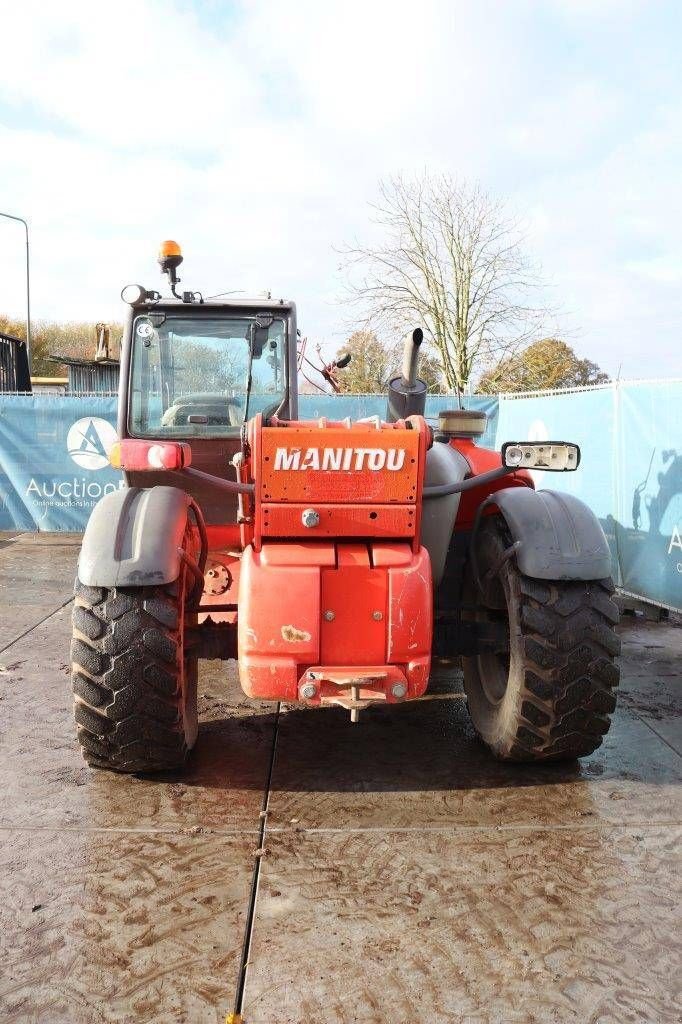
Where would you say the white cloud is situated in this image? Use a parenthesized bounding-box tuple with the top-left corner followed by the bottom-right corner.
(519, 103, 682, 375)
(626, 257, 682, 285)
(0, 0, 679, 380)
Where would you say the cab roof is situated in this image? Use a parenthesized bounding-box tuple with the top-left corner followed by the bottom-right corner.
(130, 297, 295, 312)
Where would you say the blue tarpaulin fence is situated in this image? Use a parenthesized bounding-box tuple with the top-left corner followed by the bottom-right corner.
(0, 394, 496, 533)
(0, 384, 679, 609)
(496, 380, 681, 611)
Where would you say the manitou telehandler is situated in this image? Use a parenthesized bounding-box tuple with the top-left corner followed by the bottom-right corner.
(71, 242, 620, 773)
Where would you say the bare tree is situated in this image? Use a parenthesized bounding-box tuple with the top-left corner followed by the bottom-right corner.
(343, 174, 548, 392)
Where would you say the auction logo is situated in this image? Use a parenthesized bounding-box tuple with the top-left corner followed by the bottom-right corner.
(67, 417, 117, 470)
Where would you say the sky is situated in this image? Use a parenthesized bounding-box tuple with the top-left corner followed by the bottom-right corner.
(0, 0, 681, 381)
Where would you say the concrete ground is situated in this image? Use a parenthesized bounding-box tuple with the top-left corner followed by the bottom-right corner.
(0, 531, 680, 1024)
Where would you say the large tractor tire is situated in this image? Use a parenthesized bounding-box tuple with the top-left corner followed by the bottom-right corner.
(71, 577, 198, 774)
(462, 516, 620, 762)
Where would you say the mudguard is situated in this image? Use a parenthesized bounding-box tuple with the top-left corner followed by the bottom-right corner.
(490, 487, 612, 581)
(78, 486, 191, 588)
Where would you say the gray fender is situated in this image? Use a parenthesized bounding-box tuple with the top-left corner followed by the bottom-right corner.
(78, 486, 191, 588)
(489, 487, 612, 581)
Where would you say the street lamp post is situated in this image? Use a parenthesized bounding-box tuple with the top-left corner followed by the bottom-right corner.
(0, 211, 32, 370)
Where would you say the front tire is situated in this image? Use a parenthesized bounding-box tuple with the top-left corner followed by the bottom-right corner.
(462, 517, 621, 762)
(71, 578, 198, 773)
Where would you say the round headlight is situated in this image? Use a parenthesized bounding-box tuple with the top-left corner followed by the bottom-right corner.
(121, 283, 147, 305)
(505, 445, 524, 467)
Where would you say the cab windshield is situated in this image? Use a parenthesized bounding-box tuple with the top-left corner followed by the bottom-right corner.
(128, 313, 286, 437)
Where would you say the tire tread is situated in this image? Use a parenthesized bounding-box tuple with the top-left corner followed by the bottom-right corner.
(462, 521, 620, 763)
(71, 578, 189, 773)
(510, 577, 620, 760)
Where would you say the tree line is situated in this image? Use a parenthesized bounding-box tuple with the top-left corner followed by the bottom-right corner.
(335, 330, 608, 395)
(0, 315, 123, 378)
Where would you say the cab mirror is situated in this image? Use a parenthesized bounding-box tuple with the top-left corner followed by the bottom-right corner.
(249, 323, 269, 358)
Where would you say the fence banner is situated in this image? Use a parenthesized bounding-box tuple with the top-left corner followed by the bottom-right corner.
(0, 395, 123, 531)
(0, 394, 496, 533)
(497, 381, 681, 611)
(1, 386, 679, 611)
(616, 382, 681, 610)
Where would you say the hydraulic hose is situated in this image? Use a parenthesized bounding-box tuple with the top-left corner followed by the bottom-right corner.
(184, 454, 511, 499)
(181, 466, 255, 495)
(422, 464, 515, 500)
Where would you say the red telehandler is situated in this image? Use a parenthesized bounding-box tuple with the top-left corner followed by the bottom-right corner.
(71, 242, 619, 772)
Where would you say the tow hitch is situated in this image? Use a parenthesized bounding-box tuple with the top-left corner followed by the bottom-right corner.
(300, 669, 408, 722)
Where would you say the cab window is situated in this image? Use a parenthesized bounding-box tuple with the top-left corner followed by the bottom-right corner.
(128, 314, 286, 437)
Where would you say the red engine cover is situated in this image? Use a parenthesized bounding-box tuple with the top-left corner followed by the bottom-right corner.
(238, 541, 432, 704)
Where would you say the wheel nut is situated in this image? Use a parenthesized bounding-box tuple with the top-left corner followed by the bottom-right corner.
(391, 682, 407, 699)
(301, 682, 317, 699)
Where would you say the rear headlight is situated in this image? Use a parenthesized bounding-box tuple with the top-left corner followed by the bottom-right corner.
(501, 441, 580, 471)
(109, 440, 192, 471)
(121, 284, 148, 304)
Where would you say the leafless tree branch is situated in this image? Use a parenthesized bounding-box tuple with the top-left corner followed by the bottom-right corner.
(341, 173, 552, 391)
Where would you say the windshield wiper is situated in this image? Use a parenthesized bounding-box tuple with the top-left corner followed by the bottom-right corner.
(244, 316, 272, 422)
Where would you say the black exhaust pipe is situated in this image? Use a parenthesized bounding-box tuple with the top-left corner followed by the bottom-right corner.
(386, 327, 427, 422)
